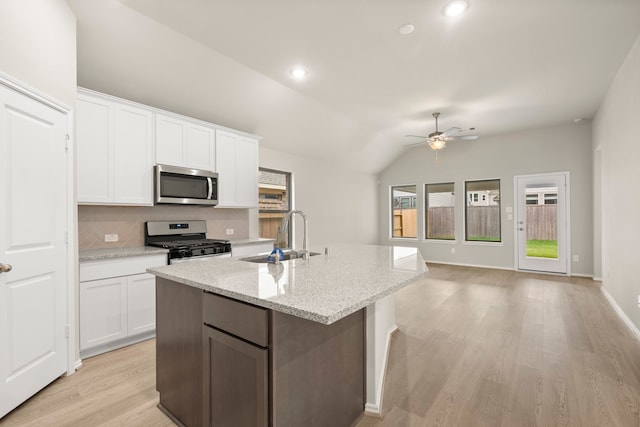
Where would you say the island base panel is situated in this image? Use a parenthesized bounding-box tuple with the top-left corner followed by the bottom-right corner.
(156, 277, 203, 427)
(271, 309, 365, 427)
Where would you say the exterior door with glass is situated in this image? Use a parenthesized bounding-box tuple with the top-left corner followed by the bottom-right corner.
(514, 173, 569, 274)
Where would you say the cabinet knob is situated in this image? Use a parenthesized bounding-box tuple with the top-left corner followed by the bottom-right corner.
(0, 263, 13, 273)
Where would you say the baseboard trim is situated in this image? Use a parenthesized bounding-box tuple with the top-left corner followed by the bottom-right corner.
(427, 259, 595, 279)
(601, 287, 640, 342)
(571, 273, 594, 279)
(425, 260, 514, 271)
(364, 325, 399, 417)
(80, 331, 155, 360)
(74, 359, 83, 371)
(593, 276, 603, 282)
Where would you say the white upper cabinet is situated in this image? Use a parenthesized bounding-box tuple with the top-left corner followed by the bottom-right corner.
(216, 130, 258, 208)
(155, 114, 215, 171)
(77, 88, 259, 208)
(77, 91, 153, 206)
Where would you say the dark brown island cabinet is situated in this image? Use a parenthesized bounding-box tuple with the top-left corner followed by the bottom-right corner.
(156, 277, 366, 427)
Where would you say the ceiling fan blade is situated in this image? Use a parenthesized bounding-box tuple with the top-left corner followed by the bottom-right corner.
(404, 134, 427, 139)
(446, 135, 478, 141)
(441, 126, 462, 137)
(404, 141, 426, 147)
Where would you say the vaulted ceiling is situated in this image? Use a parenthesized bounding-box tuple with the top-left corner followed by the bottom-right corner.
(68, 0, 640, 173)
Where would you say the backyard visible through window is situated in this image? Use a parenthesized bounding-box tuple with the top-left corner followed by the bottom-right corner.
(392, 185, 417, 238)
(465, 179, 501, 242)
(425, 183, 455, 240)
(525, 185, 558, 258)
(259, 168, 291, 247)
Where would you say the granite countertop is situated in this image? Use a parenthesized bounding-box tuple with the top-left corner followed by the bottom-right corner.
(147, 244, 427, 325)
(230, 238, 275, 246)
(80, 246, 169, 262)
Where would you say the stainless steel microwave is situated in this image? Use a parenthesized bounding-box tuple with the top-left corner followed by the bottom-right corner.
(154, 164, 218, 206)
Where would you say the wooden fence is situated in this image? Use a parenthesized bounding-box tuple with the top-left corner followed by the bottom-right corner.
(427, 207, 454, 239)
(526, 205, 557, 240)
(393, 209, 417, 238)
(371, 205, 555, 241)
(466, 206, 500, 239)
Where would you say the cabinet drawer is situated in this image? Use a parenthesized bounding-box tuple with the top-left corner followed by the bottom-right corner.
(203, 293, 269, 347)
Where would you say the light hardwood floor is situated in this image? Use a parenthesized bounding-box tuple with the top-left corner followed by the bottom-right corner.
(2, 264, 640, 426)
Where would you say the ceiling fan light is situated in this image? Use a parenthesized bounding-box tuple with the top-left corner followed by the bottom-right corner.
(444, 0, 469, 17)
(429, 139, 446, 150)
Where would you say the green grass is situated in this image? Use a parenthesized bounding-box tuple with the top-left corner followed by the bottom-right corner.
(526, 240, 558, 258)
(466, 236, 501, 242)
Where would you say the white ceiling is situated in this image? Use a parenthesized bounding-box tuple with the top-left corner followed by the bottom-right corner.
(69, 0, 640, 173)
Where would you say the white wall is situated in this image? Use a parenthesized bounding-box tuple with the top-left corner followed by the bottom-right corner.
(378, 123, 593, 275)
(67, 0, 388, 173)
(0, 0, 76, 106)
(593, 33, 640, 330)
(259, 147, 378, 249)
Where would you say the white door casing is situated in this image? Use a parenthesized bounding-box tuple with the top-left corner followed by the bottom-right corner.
(514, 172, 570, 274)
(0, 80, 70, 418)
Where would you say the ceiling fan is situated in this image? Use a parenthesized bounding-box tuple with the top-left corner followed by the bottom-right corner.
(405, 112, 478, 153)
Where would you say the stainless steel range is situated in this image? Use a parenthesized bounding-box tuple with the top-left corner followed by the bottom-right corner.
(145, 220, 231, 264)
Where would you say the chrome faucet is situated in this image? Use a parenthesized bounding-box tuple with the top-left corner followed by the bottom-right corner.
(279, 210, 310, 260)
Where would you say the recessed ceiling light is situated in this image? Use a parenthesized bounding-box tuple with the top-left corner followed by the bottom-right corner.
(398, 24, 415, 35)
(444, 0, 469, 17)
(574, 118, 585, 124)
(289, 66, 308, 80)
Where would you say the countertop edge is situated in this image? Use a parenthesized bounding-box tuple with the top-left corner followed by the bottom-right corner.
(148, 268, 427, 325)
(80, 247, 169, 262)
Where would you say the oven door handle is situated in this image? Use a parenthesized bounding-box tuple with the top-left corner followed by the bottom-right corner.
(207, 177, 213, 200)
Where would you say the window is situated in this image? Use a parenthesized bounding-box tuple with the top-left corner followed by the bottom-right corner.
(259, 168, 291, 247)
(425, 183, 455, 240)
(391, 185, 417, 238)
(465, 179, 501, 242)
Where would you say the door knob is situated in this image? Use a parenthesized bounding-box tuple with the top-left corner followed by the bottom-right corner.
(0, 263, 12, 273)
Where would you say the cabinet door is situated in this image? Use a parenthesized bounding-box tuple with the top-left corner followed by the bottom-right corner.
(215, 130, 258, 208)
(203, 327, 268, 427)
(155, 114, 187, 167)
(235, 136, 258, 207)
(79, 277, 127, 350)
(114, 104, 153, 205)
(187, 124, 215, 171)
(215, 130, 237, 206)
(77, 95, 113, 203)
(126, 273, 156, 335)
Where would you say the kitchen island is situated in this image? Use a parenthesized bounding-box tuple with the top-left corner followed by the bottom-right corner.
(147, 244, 426, 427)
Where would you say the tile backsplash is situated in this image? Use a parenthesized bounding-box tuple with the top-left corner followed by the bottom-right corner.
(78, 205, 250, 250)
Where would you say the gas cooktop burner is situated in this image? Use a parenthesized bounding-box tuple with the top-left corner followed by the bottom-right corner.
(151, 239, 230, 249)
(145, 220, 232, 263)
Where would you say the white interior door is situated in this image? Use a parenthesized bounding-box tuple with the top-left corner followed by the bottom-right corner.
(0, 83, 69, 418)
(515, 173, 569, 274)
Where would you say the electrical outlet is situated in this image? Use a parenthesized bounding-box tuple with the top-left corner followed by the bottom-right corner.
(637, 295, 640, 308)
(104, 234, 118, 243)
(573, 255, 579, 262)
(451, 247, 456, 254)
(225, 228, 234, 235)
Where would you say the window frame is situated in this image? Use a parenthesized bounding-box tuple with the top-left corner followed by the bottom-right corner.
(424, 182, 456, 241)
(390, 184, 418, 240)
(464, 178, 502, 243)
(258, 167, 292, 247)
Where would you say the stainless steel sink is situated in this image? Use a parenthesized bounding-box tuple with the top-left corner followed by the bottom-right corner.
(240, 250, 321, 264)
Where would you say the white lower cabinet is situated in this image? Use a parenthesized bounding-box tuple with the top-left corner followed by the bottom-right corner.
(79, 254, 166, 358)
(127, 274, 156, 335)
